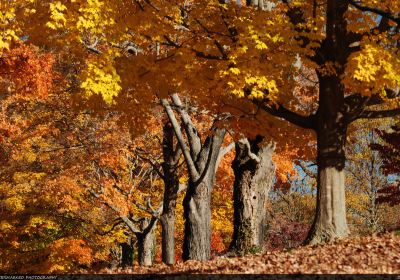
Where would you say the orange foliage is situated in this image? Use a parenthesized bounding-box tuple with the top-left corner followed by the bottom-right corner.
(0, 44, 54, 100)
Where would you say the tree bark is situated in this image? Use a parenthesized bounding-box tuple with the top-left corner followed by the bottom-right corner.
(182, 128, 226, 261)
(162, 94, 228, 261)
(160, 211, 175, 265)
(136, 218, 157, 266)
(305, 0, 352, 244)
(307, 165, 348, 244)
(160, 122, 180, 265)
(306, 73, 349, 244)
(183, 177, 213, 261)
(229, 137, 275, 255)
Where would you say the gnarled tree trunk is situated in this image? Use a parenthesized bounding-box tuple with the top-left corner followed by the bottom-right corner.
(229, 137, 275, 255)
(162, 93, 229, 261)
(182, 128, 226, 261)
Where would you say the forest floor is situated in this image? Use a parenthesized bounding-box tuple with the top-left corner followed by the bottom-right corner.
(106, 232, 400, 274)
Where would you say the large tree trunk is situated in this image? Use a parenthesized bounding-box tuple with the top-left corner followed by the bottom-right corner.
(182, 128, 226, 261)
(160, 122, 180, 265)
(229, 137, 275, 255)
(307, 165, 348, 244)
(162, 94, 227, 261)
(306, 73, 349, 245)
(305, 0, 351, 245)
(183, 176, 213, 261)
(136, 218, 157, 266)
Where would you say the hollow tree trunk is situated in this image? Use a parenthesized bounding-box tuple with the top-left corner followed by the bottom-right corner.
(160, 122, 180, 265)
(229, 137, 275, 255)
(136, 218, 157, 266)
(306, 74, 349, 245)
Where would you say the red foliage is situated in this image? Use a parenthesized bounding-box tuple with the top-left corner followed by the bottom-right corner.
(376, 184, 400, 206)
(265, 215, 309, 251)
(373, 125, 400, 205)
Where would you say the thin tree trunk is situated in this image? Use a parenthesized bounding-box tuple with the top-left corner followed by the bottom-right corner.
(229, 137, 275, 255)
(120, 237, 133, 268)
(136, 218, 157, 266)
(160, 211, 175, 264)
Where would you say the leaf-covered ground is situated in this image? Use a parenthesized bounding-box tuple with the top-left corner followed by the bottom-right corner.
(105, 232, 400, 274)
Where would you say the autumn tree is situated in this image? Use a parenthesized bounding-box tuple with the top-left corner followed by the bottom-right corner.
(0, 45, 110, 273)
(4, 0, 400, 251)
(161, 93, 233, 261)
(155, 0, 400, 244)
(345, 121, 389, 234)
(229, 137, 275, 255)
(134, 119, 184, 265)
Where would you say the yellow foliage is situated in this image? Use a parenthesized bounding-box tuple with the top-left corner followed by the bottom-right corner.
(46, 2, 67, 30)
(13, 172, 46, 184)
(345, 44, 400, 95)
(27, 216, 61, 232)
(81, 59, 121, 104)
(0, 221, 13, 232)
(0, 6, 19, 51)
(76, 0, 115, 36)
(4, 196, 25, 212)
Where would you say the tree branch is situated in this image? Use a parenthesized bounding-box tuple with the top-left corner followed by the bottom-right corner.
(297, 161, 317, 179)
(254, 100, 316, 129)
(171, 93, 202, 160)
(350, 1, 400, 25)
(195, 127, 226, 185)
(345, 88, 400, 122)
(358, 108, 400, 119)
(161, 98, 200, 181)
(88, 189, 141, 234)
(133, 197, 163, 219)
(136, 152, 166, 181)
(240, 138, 261, 163)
